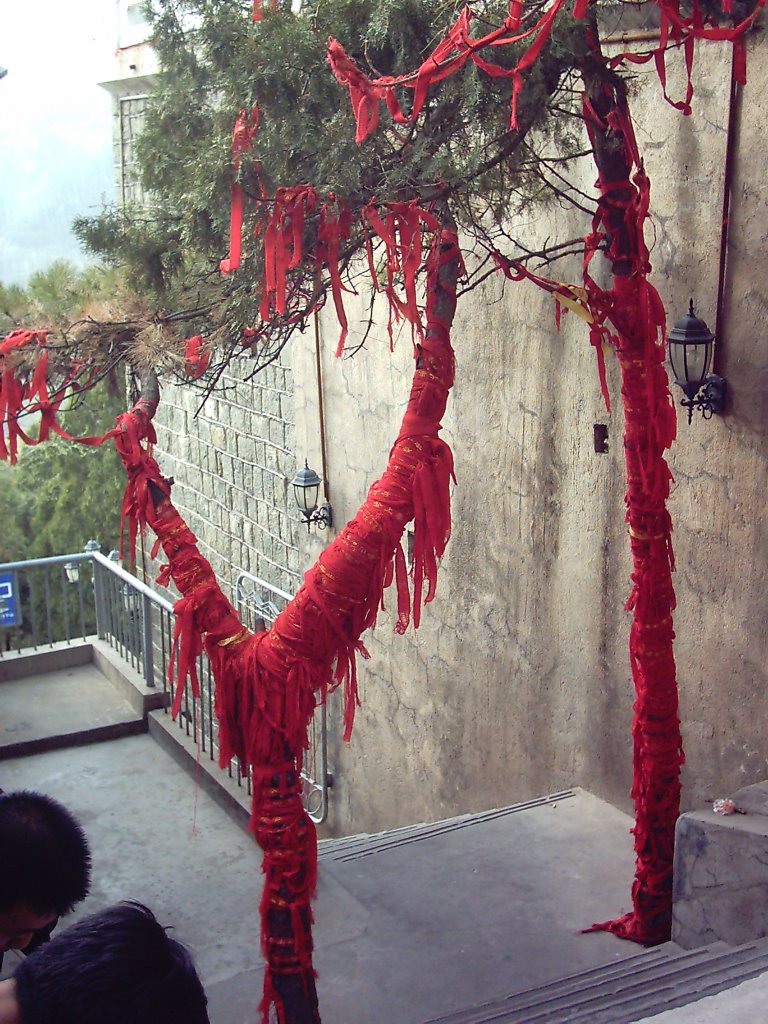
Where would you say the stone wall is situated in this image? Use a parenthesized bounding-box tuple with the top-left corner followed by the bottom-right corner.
(151, 354, 302, 602)
(148, 37, 768, 839)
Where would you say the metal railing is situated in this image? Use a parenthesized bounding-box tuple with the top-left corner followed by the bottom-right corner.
(0, 551, 330, 823)
(0, 552, 97, 653)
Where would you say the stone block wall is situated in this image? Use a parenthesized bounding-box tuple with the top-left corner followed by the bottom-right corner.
(149, 354, 302, 603)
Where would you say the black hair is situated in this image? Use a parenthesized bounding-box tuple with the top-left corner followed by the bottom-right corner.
(13, 901, 209, 1024)
(0, 791, 91, 915)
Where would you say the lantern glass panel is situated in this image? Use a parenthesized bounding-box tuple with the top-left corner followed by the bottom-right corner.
(670, 339, 711, 388)
(294, 481, 319, 514)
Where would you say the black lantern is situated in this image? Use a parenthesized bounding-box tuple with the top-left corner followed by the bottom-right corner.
(667, 300, 726, 424)
(291, 461, 332, 532)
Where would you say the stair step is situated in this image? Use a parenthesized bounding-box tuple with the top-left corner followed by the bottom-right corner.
(425, 938, 768, 1023)
(318, 791, 575, 862)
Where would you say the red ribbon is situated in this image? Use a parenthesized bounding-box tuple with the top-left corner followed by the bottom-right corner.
(327, 0, 570, 141)
(328, 0, 763, 142)
(0, 330, 120, 464)
(252, 0, 277, 21)
(184, 336, 210, 378)
(220, 105, 260, 274)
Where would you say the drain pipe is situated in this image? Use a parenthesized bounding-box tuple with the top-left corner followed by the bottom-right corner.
(714, 51, 742, 375)
(313, 310, 331, 505)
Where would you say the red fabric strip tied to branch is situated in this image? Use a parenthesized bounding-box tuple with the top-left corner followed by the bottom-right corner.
(361, 201, 441, 348)
(220, 105, 260, 274)
(0, 329, 119, 464)
(315, 197, 354, 355)
(327, 0, 569, 142)
(328, 0, 763, 146)
(184, 336, 210, 378)
(252, 0, 278, 21)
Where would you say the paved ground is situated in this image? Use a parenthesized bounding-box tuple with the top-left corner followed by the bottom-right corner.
(0, 663, 143, 755)
(0, 736, 640, 1023)
(2, 656, 767, 1023)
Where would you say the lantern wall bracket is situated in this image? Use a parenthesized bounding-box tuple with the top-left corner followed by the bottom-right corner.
(678, 374, 726, 424)
(299, 503, 333, 532)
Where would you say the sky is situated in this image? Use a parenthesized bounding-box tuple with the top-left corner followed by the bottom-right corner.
(0, 0, 117, 286)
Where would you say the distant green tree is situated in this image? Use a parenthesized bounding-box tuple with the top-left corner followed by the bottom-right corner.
(16, 382, 125, 561)
(0, 463, 29, 562)
(0, 281, 30, 337)
(1, 264, 128, 563)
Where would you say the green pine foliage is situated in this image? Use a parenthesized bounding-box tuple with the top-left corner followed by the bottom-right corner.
(74, 0, 591, 346)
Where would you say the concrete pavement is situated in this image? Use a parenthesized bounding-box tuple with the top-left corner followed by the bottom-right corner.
(0, 734, 641, 1023)
(2, 650, 768, 1022)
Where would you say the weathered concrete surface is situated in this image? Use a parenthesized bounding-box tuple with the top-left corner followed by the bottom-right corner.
(0, 662, 144, 757)
(292, 40, 768, 838)
(5, 660, 768, 1022)
(0, 733, 643, 1024)
(0, 735, 263, 1024)
(673, 781, 768, 950)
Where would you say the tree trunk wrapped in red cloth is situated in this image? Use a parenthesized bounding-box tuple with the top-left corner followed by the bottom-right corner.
(111, 223, 461, 1024)
(580, 22, 683, 945)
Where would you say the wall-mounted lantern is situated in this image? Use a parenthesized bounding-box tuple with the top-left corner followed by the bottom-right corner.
(667, 300, 726, 424)
(65, 540, 101, 584)
(291, 461, 332, 532)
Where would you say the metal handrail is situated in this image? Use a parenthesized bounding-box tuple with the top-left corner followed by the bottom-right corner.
(1, 552, 97, 653)
(92, 551, 174, 607)
(0, 552, 94, 571)
(0, 552, 329, 822)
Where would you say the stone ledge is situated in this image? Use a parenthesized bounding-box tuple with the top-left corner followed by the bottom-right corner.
(0, 639, 93, 680)
(89, 638, 167, 718)
(673, 780, 768, 949)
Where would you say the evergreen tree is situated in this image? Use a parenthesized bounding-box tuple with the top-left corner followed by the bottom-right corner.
(73, 0, 591, 379)
(2, 4, 760, 1018)
(1, 265, 127, 562)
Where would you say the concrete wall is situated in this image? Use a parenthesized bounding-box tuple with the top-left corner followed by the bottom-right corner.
(149, 37, 768, 838)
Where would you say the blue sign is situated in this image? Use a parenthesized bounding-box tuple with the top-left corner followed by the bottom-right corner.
(0, 571, 20, 628)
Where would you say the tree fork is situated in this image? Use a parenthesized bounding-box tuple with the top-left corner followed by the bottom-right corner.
(113, 216, 462, 1023)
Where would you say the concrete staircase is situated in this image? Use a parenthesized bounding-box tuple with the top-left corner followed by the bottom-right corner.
(0, 641, 159, 757)
(424, 939, 768, 1022)
(3, 640, 768, 1023)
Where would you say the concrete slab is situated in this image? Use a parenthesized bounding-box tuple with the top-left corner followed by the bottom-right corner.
(0, 734, 264, 1023)
(313, 790, 638, 1024)
(0, 735, 643, 1024)
(0, 663, 144, 757)
(631, 970, 768, 1023)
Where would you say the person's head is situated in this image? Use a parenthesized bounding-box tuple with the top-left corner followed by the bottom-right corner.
(12, 902, 209, 1024)
(0, 791, 90, 953)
